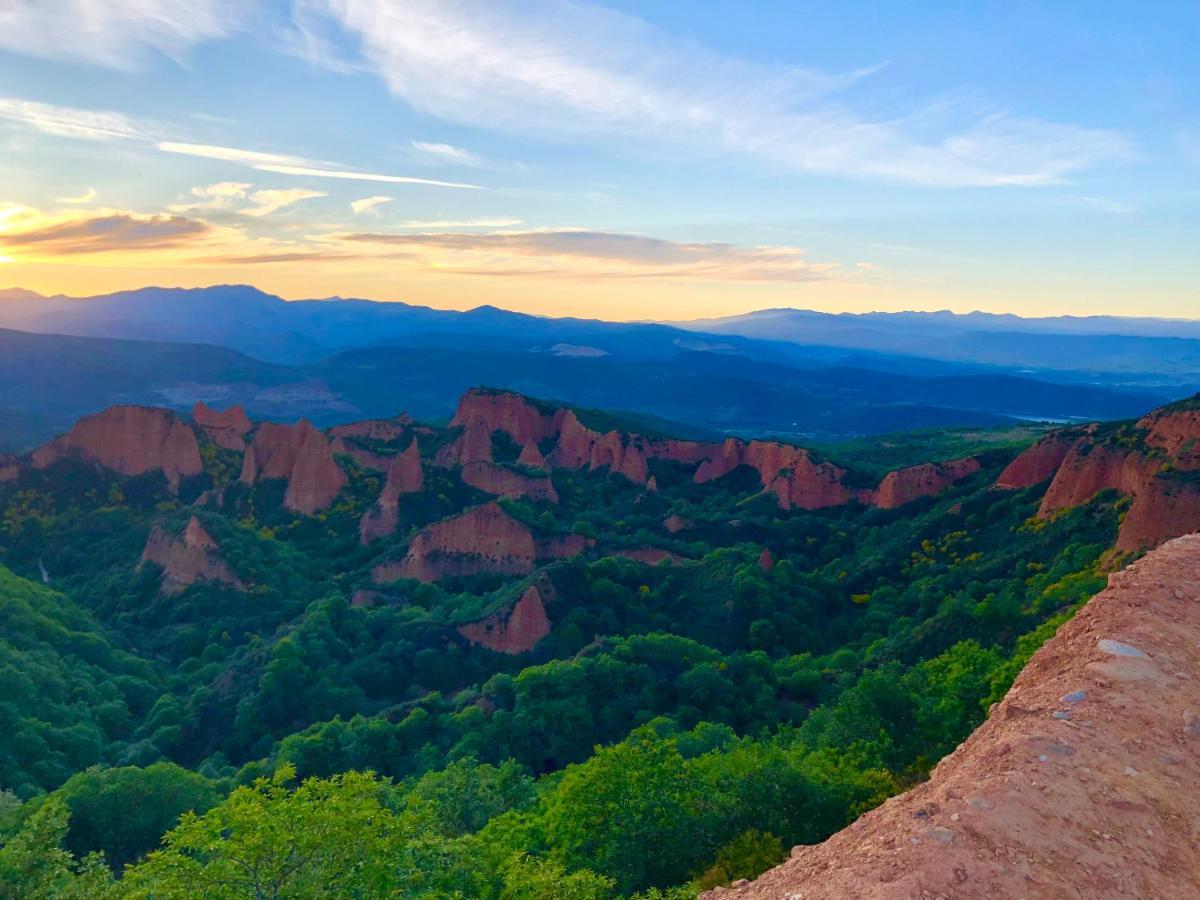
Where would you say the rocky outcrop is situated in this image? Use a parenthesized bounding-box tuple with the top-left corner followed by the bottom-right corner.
(32, 405, 203, 489)
(374, 502, 539, 583)
(989, 399, 1200, 552)
(451, 389, 559, 446)
(329, 437, 391, 472)
(549, 411, 650, 485)
(373, 502, 589, 583)
(461, 461, 559, 503)
(458, 576, 556, 654)
(517, 441, 547, 469)
(694, 438, 860, 509)
(663, 513, 694, 534)
(435, 421, 494, 466)
(536, 532, 592, 559)
(192, 401, 251, 451)
(995, 430, 1086, 489)
(140, 516, 243, 595)
(615, 546, 689, 565)
(758, 548, 774, 572)
(1114, 475, 1200, 552)
(870, 457, 982, 509)
(359, 438, 424, 544)
(239, 421, 347, 514)
(710, 534, 1200, 900)
(329, 417, 412, 442)
(0, 454, 17, 482)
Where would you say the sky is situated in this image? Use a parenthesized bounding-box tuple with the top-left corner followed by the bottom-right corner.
(0, 0, 1197, 321)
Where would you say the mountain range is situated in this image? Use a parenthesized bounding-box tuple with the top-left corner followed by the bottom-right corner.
(2, 285, 1194, 452)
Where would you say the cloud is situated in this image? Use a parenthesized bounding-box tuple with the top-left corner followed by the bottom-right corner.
(331, 227, 836, 281)
(157, 141, 482, 187)
(409, 140, 483, 166)
(300, 0, 1132, 187)
(0, 97, 482, 190)
(0, 205, 211, 256)
(400, 217, 522, 228)
(168, 181, 253, 212)
(0, 0, 238, 70)
(241, 188, 326, 217)
(0, 97, 146, 142)
(168, 182, 326, 216)
(351, 195, 393, 215)
(56, 188, 98, 204)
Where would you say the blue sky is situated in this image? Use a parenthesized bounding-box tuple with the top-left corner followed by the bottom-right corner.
(0, 0, 1196, 320)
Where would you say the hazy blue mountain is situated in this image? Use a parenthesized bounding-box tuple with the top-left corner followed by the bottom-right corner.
(0, 324, 1164, 451)
(673, 307, 1200, 381)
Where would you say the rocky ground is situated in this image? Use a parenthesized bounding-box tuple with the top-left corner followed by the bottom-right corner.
(705, 534, 1200, 900)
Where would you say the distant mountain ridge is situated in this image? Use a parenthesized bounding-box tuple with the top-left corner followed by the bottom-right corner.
(673, 307, 1200, 381)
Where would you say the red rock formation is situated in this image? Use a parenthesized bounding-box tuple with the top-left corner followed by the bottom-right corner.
(645, 475, 659, 492)
(435, 421, 494, 466)
(758, 548, 774, 572)
(517, 440, 547, 469)
(1139, 406, 1200, 462)
(1115, 476, 1200, 552)
(32, 405, 203, 489)
(663, 513, 693, 533)
(0, 454, 17, 483)
(239, 420, 347, 514)
(692, 437, 859, 509)
(871, 457, 982, 509)
(1037, 443, 1155, 517)
(458, 577, 556, 654)
(359, 438, 424, 544)
(536, 532, 592, 559)
(329, 437, 392, 471)
(547, 411, 650, 485)
(192, 402, 251, 451)
(711, 534, 1200, 900)
(548, 410, 597, 469)
(994, 431, 1083, 490)
(615, 546, 688, 565)
(451, 389, 559, 446)
(140, 516, 243, 595)
(329, 417, 411, 442)
(693, 438, 745, 483)
(461, 460, 559, 503)
(376, 502, 539, 583)
(771, 454, 860, 510)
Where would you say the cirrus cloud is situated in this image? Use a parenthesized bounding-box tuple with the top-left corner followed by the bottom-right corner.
(328, 228, 837, 282)
(298, 0, 1133, 187)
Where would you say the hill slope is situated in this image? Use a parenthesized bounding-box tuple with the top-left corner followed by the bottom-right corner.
(713, 533, 1200, 899)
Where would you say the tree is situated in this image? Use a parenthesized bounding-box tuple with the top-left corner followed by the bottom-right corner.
(121, 766, 397, 898)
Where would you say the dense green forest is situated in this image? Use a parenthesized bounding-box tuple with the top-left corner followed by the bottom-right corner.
(0, 398, 1125, 897)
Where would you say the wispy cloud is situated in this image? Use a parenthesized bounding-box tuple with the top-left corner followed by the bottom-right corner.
(0, 98, 146, 142)
(330, 227, 837, 281)
(56, 188, 98, 205)
(158, 141, 482, 188)
(351, 195, 393, 215)
(1075, 195, 1136, 215)
(300, 0, 1132, 187)
(409, 140, 484, 167)
(400, 217, 522, 228)
(0, 96, 482, 190)
(242, 188, 327, 217)
(0, 205, 211, 255)
(0, 0, 238, 70)
(169, 182, 326, 216)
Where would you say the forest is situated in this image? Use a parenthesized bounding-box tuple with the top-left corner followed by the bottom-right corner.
(0, 398, 1126, 897)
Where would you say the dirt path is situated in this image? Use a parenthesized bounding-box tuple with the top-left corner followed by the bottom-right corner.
(705, 534, 1200, 900)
